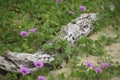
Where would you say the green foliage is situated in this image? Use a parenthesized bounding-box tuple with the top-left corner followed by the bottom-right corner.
(48, 74, 55, 80)
(0, 0, 120, 80)
(5, 73, 18, 80)
(0, 0, 120, 53)
(21, 75, 33, 80)
(77, 37, 105, 56)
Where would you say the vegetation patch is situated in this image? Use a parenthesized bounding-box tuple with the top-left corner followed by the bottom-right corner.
(0, 0, 120, 80)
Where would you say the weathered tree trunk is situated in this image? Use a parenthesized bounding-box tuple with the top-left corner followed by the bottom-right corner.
(0, 13, 96, 73)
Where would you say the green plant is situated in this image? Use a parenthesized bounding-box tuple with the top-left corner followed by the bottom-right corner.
(0, 0, 120, 80)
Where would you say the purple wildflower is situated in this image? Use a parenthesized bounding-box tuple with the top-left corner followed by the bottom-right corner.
(20, 31, 28, 37)
(80, 6, 86, 11)
(101, 63, 110, 69)
(29, 28, 37, 33)
(34, 60, 44, 68)
(85, 61, 94, 68)
(19, 66, 30, 75)
(95, 68, 102, 73)
(69, 11, 75, 15)
(56, 0, 61, 3)
(38, 76, 46, 80)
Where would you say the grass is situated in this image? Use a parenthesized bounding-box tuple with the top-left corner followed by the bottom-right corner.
(0, 0, 120, 80)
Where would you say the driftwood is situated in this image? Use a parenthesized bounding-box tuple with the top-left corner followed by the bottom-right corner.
(0, 13, 96, 73)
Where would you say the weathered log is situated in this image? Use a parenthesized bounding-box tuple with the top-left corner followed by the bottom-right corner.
(0, 51, 55, 73)
(0, 13, 96, 73)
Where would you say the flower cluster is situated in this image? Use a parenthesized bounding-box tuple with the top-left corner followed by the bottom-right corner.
(80, 6, 86, 11)
(29, 28, 37, 33)
(20, 28, 37, 37)
(56, 0, 61, 3)
(19, 60, 46, 80)
(38, 76, 46, 80)
(34, 60, 44, 68)
(69, 11, 75, 15)
(85, 61, 110, 73)
(68, 6, 86, 15)
(55, 0, 86, 15)
(101, 62, 110, 69)
(20, 66, 30, 75)
(20, 31, 28, 37)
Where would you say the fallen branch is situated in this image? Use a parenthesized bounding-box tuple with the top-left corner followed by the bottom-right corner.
(0, 13, 96, 73)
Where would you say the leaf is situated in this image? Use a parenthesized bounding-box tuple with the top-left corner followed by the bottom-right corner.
(60, 73, 65, 79)
(0, 28, 2, 33)
(22, 75, 33, 80)
(77, 37, 88, 44)
(48, 74, 54, 80)
(14, 47, 22, 52)
(54, 43, 61, 49)
(22, 43, 29, 49)
(5, 73, 12, 80)
(43, 43, 53, 51)
(5, 73, 19, 80)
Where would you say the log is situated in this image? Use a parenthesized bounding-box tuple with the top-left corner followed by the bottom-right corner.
(0, 13, 96, 73)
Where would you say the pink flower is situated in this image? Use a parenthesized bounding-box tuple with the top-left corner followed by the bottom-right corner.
(56, 0, 61, 3)
(101, 63, 110, 69)
(38, 76, 46, 80)
(80, 6, 86, 11)
(20, 31, 28, 37)
(85, 61, 93, 67)
(95, 68, 102, 73)
(19, 66, 30, 75)
(34, 60, 44, 68)
(85, 61, 96, 69)
(69, 11, 75, 15)
(29, 28, 37, 33)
